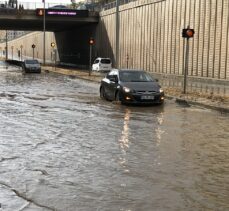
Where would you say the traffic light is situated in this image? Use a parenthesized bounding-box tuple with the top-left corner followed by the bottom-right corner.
(51, 42, 55, 48)
(182, 29, 195, 38)
(89, 38, 95, 45)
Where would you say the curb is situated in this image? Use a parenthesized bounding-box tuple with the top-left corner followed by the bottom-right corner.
(171, 96, 229, 113)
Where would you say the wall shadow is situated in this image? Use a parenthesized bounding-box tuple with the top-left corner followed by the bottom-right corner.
(54, 23, 97, 69)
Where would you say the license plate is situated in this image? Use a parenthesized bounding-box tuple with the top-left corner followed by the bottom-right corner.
(141, 95, 155, 100)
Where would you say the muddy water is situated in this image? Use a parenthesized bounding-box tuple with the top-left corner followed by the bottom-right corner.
(0, 63, 228, 211)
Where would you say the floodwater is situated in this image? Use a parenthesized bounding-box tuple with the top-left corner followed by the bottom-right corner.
(0, 62, 228, 211)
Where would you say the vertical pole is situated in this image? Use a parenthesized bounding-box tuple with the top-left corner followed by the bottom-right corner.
(11, 46, 13, 60)
(43, 0, 46, 65)
(126, 54, 129, 68)
(183, 38, 189, 94)
(33, 48, 34, 59)
(20, 46, 23, 61)
(5, 30, 8, 60)
(89, 45, 92, 76)
(54, 49, 57, 71)
(115, 0, 120, 68)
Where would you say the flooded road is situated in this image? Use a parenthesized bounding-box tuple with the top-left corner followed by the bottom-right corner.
(0, 62, 229, 211)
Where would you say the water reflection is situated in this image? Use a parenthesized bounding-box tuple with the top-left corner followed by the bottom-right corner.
(118, 108, 131, 173)
(119, 108, 130, 152)
(155, 113, 165, 147)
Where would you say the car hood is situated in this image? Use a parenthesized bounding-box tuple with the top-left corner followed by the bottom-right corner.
(120, 81, 160, 91)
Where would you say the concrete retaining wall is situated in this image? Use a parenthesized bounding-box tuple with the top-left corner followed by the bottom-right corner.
(96, 0, 229, 80)
(0, 31, 57, 64)
(1, 0, 229, 81)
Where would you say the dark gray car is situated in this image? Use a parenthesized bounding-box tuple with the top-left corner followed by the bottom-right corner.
(23, 59, 41, 73)
(100, 69, 164, 105)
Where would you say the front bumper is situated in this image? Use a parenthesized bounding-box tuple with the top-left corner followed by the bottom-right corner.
(25, 68, 41, 73)
(120, 92, 164, 105)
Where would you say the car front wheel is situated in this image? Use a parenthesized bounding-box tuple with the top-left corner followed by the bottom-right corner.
(115, 91, 120, 102)
(100, 86, 106, 99)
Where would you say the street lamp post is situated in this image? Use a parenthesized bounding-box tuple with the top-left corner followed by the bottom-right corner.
(43, 0, 46, 65)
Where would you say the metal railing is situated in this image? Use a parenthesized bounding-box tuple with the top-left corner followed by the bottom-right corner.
(0, 0, 138, 12)
(0, 1, 69, 10)
(102, 0, 136, 10)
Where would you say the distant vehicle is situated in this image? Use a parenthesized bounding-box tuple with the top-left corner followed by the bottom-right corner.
(0, 4, 15, 9)
(100, 69, 164, 105)
(23, 59, 41, 73)
(77, 3, 95, 10)
(49, 5, 68, 9)
(92, 57, 112, 72)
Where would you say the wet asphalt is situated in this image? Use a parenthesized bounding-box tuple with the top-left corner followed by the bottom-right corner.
(0, 62, 229, 211)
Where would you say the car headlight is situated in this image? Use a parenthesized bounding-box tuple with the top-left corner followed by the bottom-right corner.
(159, 88, 164, 93)
(123, 87, 131, 93)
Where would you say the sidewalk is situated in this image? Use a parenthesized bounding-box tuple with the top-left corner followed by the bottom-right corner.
(42, 66, 229, 113)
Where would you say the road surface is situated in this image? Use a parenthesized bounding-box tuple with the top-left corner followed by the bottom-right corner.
(0, 62, 228, 211)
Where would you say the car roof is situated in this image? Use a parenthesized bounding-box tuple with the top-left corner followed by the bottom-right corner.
(95, 57, 111, 60)
(24, 59, 39, 63)
(111, 68, 145, 72)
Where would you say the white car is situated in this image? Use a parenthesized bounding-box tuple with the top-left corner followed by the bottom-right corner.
(92, 57, 112, 72)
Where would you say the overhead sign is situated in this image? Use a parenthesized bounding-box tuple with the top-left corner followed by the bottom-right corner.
(36, 9, 88, 17)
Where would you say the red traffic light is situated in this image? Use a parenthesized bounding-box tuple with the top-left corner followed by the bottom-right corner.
(89, 38, 95, 45)
(182, 29, 195, 38)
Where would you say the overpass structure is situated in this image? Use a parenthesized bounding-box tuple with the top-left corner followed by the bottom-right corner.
(0, 7, 100, 66)
(0, 8, 99, 31)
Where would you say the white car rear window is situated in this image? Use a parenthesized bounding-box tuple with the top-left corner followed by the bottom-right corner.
(101, 59, 111, 64)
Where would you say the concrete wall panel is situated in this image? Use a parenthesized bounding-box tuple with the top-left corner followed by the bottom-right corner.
(97, 0, 229, 80)
(1, 0, 229, 80)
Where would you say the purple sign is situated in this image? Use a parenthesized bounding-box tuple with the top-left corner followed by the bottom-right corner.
(36, 9, 88, 17)
(47, 11, 77, 16)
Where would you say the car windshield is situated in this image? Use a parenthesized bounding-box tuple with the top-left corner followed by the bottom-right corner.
(101, 59, 111, 64)
(25, 60, 39, 64)
(119, 71, 155, 82)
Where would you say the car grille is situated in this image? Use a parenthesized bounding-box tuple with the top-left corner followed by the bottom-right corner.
(135, 90, 158, 95)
